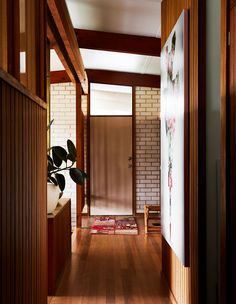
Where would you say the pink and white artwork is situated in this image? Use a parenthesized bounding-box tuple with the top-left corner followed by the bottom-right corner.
(161, 10, 189, 266)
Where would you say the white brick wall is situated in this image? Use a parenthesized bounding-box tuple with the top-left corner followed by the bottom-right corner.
(135, 87, 161, 212)
(50, 83, 77, 226)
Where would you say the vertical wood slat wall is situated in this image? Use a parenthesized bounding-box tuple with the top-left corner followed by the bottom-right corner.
(0, 72, 47, 304)
(161, 1, 206, 304)
(76, 82, 85, 227)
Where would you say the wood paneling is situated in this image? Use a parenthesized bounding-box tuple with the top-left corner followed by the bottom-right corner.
(48, 199, 71, 295)
(0, 69, 47, 304)
(75, 29, 161, 56)
(220, 1, 229, 302)
(87, 69, 160, 88)
(229, 4, 236, 301)
(76, 83, 85, 227)
(161, 1, 206, 304)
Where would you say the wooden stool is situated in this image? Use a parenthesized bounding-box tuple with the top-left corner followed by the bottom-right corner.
(144, 204, 161, 234)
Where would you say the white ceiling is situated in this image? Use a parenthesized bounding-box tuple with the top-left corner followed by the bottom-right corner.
(50, 1, 161, 75)
(66, 0, 161, 37)
(50, 49, 160, 75)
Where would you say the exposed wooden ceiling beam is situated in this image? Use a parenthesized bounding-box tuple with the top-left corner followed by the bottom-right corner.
(47, 8, 78, 84)
(50, 70, 71, 84)
(50, 70, 160, 88)
(75, 29, 161, 57)
(87, 69, 160, 88)
(47, 0, 88, 93)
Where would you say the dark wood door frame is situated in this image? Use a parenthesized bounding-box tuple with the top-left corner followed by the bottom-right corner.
(87, 83, 136, 216)
(220, 0, 236, 302)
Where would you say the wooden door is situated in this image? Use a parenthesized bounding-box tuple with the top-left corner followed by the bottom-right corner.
(90, 116, 133, 215)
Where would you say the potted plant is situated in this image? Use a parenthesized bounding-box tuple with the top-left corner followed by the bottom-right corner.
(47, 139, 87, 213)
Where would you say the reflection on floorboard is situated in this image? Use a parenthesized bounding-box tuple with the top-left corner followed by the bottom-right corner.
(48, 217, 172, 304)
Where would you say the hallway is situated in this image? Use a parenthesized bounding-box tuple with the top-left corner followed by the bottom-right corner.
(48, 218, 172, 304)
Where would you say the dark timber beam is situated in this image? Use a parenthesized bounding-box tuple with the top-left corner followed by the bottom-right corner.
(47, 8, 78, 85)
(87, 69, 160, 88)
(50, 70, 71, 84)
(51, 69, 160, 88)
(75, 29, 161, 57)
(47, 0, 88, 93)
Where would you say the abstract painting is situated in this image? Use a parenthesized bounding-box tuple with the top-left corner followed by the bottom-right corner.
(161, 10, 189, 266)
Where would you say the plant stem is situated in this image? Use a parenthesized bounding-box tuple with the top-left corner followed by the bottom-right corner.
(50, 162, 75, 174)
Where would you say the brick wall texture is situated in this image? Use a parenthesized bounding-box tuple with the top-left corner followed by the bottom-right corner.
(135, 87, 161, 213)
(50, 84, 161, 219)
(50, 83, 77, 226)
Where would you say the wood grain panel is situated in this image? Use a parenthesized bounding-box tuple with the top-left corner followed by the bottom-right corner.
(220, 1, 229, 303)
(76, 83, 85, 227)
(161, 1, 206, 304)
(48, 199, 71, 295)
(0, 74, 47, 304)
(229, 4, 236, 301)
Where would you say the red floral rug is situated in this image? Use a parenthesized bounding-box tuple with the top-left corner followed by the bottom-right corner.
(90, 216, 138, 235)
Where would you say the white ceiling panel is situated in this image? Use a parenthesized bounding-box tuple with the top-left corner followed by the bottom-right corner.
(80, 49, 160, 75)
(66, 0, 161, 37)
(50, 48, 160, 75)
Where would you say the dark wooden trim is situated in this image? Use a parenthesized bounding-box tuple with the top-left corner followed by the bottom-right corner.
(47, 0, 88, 93)
(75, 29, 161, 57)
(0, 68, 47, 109)
(7, 0, 20, 79)
(87, 69, 160, 88)
(220, 1, 229, 303)
(87, 83, 91, 216)
(50, 70, 71, 84)
(132, 86, 137, 215)
(76, 82, 85, 228)
(197, 2, 207, 301)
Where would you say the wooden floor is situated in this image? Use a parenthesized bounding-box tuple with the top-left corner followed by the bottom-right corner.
(48, 217, 172, 304)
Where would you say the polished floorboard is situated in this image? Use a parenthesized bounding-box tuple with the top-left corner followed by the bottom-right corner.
(48, 217, 172, 304)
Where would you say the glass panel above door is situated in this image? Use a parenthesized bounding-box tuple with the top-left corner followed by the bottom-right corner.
(90, 83, 132, 116)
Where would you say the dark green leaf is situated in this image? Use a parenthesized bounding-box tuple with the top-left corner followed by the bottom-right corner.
(48, 176, 58, 186)
(47, 154, 53, 165)
(67, 140, 77, 159)
(67, 153, 76, 163)
(69, 168, 84, 185)
(55, 173, 65, 191)
(52, 146, 67, 162)
(81, 171, 88, 179)
(47, 161, 54, 172)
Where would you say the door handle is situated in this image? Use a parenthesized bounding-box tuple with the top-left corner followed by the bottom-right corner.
(128, 156, 132, 161)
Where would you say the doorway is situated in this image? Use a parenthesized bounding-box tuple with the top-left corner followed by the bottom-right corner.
(89, 83, 133, 215)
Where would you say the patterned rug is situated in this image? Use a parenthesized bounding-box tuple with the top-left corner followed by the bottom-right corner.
(90, 216, 138, 235)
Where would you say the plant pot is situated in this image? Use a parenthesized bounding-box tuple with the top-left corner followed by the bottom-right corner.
(47, 183, 60, 214)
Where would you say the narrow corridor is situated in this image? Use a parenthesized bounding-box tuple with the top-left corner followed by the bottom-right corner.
(48, 218, 172, 304)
